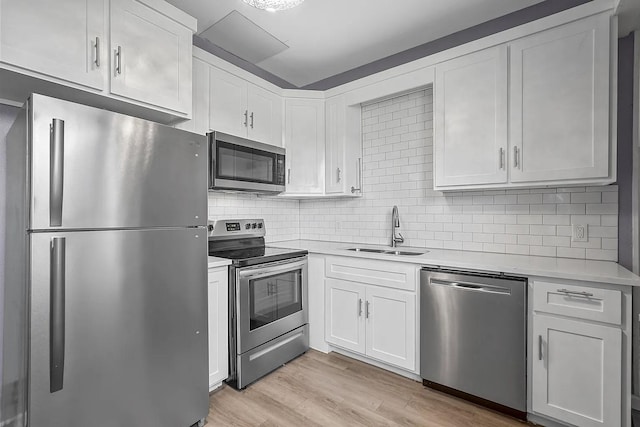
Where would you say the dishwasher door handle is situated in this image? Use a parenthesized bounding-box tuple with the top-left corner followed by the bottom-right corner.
(430, 278, 511, 295)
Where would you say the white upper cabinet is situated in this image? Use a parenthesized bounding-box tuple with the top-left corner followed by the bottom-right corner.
(325, 95, 363, 196)
(0, 0, 195, 122)
(283, 98, 325, 194)
(247, 84, 282, 146)
(110, 0, 192, 115)
(209, 66, 248, 137)
(0, 0, 106, 90)
(434, 45, 508, 188)
(433, 12, 613, 191)
(175, 57, 210, 135)
(509, 13, 611, 184)
(209, 66, 282, 146)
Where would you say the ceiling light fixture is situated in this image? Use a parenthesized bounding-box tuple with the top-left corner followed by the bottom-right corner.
(242, 0, 305, 12)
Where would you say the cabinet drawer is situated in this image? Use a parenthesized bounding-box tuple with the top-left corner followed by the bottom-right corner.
(532, 281, 621, 325)
(325, 256, 416, 291)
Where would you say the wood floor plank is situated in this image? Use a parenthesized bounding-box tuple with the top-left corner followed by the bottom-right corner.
(207, 350, 526, 427)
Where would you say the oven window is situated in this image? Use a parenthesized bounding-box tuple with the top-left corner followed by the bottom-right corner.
(249, 269, 302, 330)
(217, 141, 275, 184)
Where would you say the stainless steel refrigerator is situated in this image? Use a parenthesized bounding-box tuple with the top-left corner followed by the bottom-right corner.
(1, 94, 209, 427)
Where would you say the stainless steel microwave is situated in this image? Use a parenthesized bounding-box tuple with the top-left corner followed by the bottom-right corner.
(208, 131, 286, 194)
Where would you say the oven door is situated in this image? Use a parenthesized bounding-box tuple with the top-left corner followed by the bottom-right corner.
(236, 257, 307, 354)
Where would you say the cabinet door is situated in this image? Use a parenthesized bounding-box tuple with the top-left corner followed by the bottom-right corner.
(325, 95, 362, 196)
(0, 0, 105, 90)
(208, 267, 229, 390)
(284, 98, 325, 194)
(209, 66, 248, 137)
(110, 0, 192, 114)
(532, 315, 621, 427)
(434, 45, 508, 188)
(247, 84, 282, 146)
(176, 58, 210, 135)
(365, 286, 415, 371)
(509, 13, 610, 183)
(325, 96, 346, 194)
(325, 278, 366, 354)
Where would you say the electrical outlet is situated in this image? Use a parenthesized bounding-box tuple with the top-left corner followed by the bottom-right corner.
(572, 224, 588, 242)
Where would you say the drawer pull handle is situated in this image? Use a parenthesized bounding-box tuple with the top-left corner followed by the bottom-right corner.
(557, 288, 594, 298)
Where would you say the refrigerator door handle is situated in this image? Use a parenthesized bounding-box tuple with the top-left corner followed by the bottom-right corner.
(50, 237, 66, 392)
(50, 119, 65, 227)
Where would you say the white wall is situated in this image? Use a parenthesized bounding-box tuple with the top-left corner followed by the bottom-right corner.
(299, 89, 619, 261)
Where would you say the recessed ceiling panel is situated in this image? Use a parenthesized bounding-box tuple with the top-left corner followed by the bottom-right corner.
(200, 10, 289, 64)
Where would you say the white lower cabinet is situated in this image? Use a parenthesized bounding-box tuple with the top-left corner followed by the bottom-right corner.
(325, 279, 366, 354)
(325, 277, 415, 371)
(531, 278, 627, 427)
(532, 314, 621, 427)
(207, 266, 229, 391)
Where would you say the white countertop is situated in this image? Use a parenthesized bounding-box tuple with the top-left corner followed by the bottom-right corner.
(269, 239, 640, 287)
(208, 256, 232, 269)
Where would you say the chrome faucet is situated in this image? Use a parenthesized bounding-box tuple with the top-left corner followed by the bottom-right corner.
(391, 205, 404, 247)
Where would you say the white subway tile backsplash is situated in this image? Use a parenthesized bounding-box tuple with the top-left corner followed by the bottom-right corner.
(586, 204, 618, 215)
(296, 89, 619, 262)
(571, 192, 602, 203)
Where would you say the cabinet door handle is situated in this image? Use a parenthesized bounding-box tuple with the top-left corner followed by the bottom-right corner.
(358, 298, 362, 317)
(94, 36, 100, 68)
(557, 288, 594, 298)
(287, 168, 291, 184)
(250, 112, 254, 129)
(499, 147, 504, 169)
(337, 167, 341, 183)
(244, 110, 248, 128)
(365, 301, 370, 319)
(351, 158, 362, 193)
(538, 335, 543, 361)
(513, 146, 519, 168)
(114, 46, 122, 75)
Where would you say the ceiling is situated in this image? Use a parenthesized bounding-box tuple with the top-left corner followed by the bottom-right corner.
(166, 0, 550, 88)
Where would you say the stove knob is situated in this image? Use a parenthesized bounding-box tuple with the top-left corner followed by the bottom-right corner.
(252, 223, 257, 229)
(258, 223, 263, 229)
(245, 223, 251, 230)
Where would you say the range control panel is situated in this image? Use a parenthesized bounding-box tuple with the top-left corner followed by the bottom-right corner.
(208, 219, 265, 239)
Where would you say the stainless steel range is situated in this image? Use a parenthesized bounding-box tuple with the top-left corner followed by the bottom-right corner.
(208, 219, 309, 389)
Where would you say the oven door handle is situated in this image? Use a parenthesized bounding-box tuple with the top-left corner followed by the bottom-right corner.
(238, 257, 307, 279)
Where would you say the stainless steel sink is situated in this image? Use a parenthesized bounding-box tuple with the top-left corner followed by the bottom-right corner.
(347, 248, 387, 253)
(387, 250, 425, 256)
(347, 247, 427, 256)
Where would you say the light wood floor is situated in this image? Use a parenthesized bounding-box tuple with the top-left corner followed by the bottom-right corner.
(206, 350, 526, 427)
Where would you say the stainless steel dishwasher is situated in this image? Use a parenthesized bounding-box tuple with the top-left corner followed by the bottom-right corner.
(420, 267, 527, 419)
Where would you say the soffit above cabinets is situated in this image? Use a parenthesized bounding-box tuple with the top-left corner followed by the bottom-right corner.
(165, 0, 548, 88)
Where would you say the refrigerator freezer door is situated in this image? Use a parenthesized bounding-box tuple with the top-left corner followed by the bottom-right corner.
(28, 94, 207, 230)
(28, 229, 208, 427)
